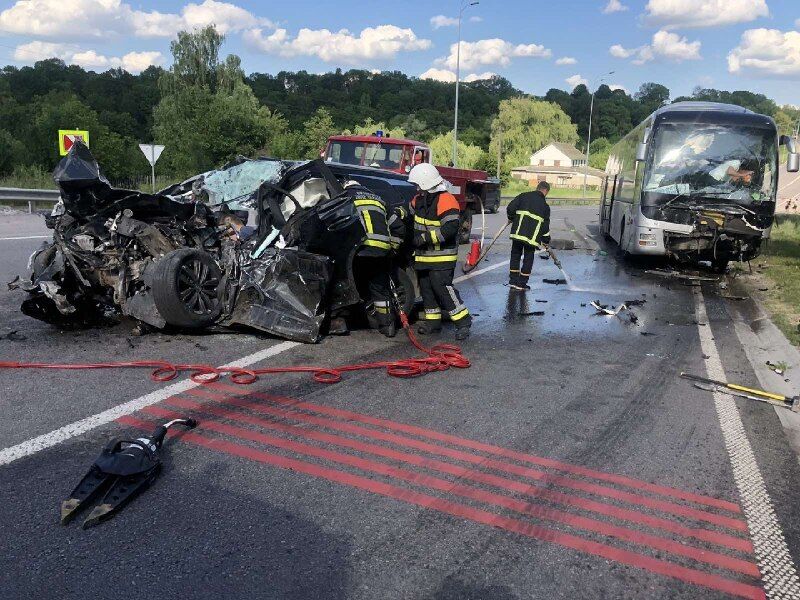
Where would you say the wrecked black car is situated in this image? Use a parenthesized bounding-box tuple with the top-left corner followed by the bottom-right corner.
(12, 142, 418, 343)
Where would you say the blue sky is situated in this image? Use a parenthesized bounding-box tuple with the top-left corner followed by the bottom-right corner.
(0, 0, 798, 105)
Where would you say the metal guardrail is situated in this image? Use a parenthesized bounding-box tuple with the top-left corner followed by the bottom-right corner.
(0, 187, 60, 213)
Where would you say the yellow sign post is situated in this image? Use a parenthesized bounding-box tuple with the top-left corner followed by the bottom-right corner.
(58, 130, 90, 156)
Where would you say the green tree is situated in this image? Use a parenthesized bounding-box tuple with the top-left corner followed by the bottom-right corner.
(589, 137, 612, 170)
(153, 26, 287, 175)
(343, 117, 405, 138)
(490, 98, 578, 176)
(428, 130, 485, 169)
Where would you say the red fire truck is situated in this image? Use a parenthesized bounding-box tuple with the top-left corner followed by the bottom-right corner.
(323, 134, 501, 243)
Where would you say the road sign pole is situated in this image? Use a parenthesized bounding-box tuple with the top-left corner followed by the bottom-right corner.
(151, 162, 156, 194)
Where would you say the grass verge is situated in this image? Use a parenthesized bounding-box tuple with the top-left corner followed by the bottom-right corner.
(751, 214, 800, 346)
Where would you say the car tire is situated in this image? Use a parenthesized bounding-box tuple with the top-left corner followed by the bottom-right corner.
(394, 267, 417, 321)
(151, 248, 223, 329)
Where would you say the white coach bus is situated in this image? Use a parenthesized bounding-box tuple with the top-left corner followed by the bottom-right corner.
(599, 101, 799, 271)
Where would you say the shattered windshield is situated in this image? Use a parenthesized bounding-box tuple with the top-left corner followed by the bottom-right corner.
(643, 123, 777, 206)
(326, 141, 404, 170)
(201, 159, 285, 208)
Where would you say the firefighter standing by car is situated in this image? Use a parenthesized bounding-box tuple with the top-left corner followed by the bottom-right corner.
(506, 181, 551, 291)
(407, 163, 472, 340)
(344, 180, 402, 338)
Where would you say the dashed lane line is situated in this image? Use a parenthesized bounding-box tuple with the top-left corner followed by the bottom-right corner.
(695, 288, 800, 599)
(0, 235, 50, 241)
(0, 259, 513, 467)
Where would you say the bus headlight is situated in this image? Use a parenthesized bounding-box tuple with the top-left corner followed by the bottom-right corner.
(638, 232, 657, 247)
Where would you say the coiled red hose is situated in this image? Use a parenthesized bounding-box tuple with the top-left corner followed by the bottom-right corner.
(0, 315, 469, 386)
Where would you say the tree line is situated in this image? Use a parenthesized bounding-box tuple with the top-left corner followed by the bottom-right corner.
(0, 26, 797, 187)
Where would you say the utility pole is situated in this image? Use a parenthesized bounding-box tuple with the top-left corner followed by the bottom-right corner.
(583, 71, 614, 199)
(452, 1, 479, 168)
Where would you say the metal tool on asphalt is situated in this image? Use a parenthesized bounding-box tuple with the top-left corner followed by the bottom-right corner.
(680, 372, 799, 412)
(462, 221, 511, 274)
(61, 417, 197, 528)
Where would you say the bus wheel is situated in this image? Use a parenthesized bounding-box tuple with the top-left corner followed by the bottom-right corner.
(712, 257, 729, 274)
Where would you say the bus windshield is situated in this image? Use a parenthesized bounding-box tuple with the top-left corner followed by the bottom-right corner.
(643, 123, 777, 207)
(325, 141, 406, 170)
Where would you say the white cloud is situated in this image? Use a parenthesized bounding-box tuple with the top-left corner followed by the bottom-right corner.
(609, 84, 628, 93)
(0, 0, 270, 39)
(555, 56, 577, 65)
(609, 30, 701, 64)
(728, 29, 800, 78)
(430, 15, 458, 28)
(419, 68, 496, 83)
(244, 25, 431, 64)
(13, 41, 75, 61)
(13, 41, 162, 72)
(566, 74, 588, 89)
(609, 44, 635, 59)
(469, 16, 483, 23)
(119, 51, 164, 72)
(603, 0, 628, 14)
(420, 68, 456, 82)
(644, 0, 769, 29)
(464, 72, 497, 82)
(435, 38, 550, 71)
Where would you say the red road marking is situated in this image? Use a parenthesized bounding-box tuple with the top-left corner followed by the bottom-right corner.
(188, 387, 746, 531)
(166, 394, 752, 554)
(143, 403, 759, 578)
(208, 383, 740, 514)
(117, 415, 766, 600)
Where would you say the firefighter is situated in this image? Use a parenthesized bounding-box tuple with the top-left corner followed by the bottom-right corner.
(407, 163, 472, 341)
(507, 180, 551, 291)
(346, 181, 397, 338)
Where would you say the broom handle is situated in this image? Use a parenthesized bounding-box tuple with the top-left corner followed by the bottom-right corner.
(477, 221, 511, 264)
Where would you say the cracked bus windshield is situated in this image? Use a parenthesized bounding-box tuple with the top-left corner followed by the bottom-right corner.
(326, 141, 405, 170)
(643, 123, 777, 208)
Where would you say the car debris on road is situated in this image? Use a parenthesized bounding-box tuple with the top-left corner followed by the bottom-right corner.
(9, 142, 419, 343)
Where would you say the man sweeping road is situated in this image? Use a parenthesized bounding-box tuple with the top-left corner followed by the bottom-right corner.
(507, 181, 551, 291)
(407, 163, 472, 341)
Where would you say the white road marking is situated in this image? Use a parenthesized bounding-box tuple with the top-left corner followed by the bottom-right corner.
(694, 289, 800, 598)
(454, 259, 510, 283)
(0, 260, 510, 466)
(0, 341, 299, 466)
(0, 235, 50, 241)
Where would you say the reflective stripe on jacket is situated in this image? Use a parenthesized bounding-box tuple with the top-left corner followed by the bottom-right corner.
(349, 186, 392, 256)
(411, 191, 461, 270)
(506, 190, 551, 248)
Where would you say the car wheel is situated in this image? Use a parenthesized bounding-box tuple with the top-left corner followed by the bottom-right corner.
(151, 248, 222, 329)
(458, 209, 473, 245)
(394, 267, 418, 321)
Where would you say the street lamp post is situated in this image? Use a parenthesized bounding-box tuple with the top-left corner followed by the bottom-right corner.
(582, 71, 615, 198)
(452, 1, 479, 167)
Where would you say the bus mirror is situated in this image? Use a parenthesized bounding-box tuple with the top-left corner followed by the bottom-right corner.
(780, 135, 797, 152)
(636, 142, 647, 162)
(789, 153, 800, 173)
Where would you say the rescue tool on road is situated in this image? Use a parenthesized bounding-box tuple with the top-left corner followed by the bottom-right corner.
(62, 418, 197, 528)
(681, 372, 800, 411)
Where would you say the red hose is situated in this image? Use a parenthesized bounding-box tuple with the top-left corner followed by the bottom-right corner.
(0, 315, 469, 386)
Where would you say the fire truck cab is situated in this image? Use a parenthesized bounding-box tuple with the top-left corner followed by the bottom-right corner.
(323, 133, 501, 243)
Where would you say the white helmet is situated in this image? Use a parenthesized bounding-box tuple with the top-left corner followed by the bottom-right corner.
(408, 163, 444, 192)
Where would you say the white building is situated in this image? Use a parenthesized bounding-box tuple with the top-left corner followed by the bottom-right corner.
(511, 142, 605, 189)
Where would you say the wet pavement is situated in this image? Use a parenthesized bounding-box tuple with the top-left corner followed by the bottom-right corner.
(2, 206, 800, 599)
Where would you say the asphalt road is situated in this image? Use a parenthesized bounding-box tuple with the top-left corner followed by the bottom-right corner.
(2, 206, 800, 600)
